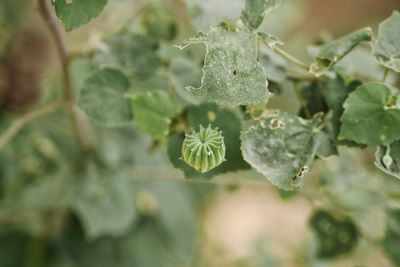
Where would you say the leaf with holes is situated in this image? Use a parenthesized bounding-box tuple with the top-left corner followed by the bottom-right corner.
(78, 68, 132, 127)
(176, 23, 270, 106)
(241, 111, 323, 190)
(131, 90, 181, 139)
(310, 27, 373, 77)
(52, 0, 108, 32)
(338, 82, 400, 146)
(373, 11, 400, 72)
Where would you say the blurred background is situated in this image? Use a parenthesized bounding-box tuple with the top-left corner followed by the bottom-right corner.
(0, 0, 400, 266)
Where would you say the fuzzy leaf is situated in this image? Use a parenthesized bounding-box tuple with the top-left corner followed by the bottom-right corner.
(176, 23, 270, 105)
(373, 11, 400, 72)
(310, 27, 373, 77)
(339, 82, 400, 146)
(375, 140, 400, 179)
(131, 90, 181, 139)
(241, 111, 323, 190)
(239, 0, 282, 31)
(52, 0, 107, 32)
(78, 68, 132, 127)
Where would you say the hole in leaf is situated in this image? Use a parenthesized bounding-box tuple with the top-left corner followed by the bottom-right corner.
(233, 70, 237, 75)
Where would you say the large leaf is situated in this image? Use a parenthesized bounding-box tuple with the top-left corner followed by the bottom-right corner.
(309, 27, 373, 77)
(77, 68, 133, 127)
(241, 111, 323, 190)
(375, 140, 400, 179)
(131, 90, 181, 139)
(239, 0, 282, 31)
(122, 181, 197, 266)
(373, 11, 400, 72)
(68, 165, 137, 239)
(339, 82, 400, 146)
(94, 32, 161, 80)
(52, 0, 107, 32)
(176, 23, 270, 105)
(168, 103, 250, 179)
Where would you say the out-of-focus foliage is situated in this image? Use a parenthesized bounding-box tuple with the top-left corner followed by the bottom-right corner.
(0, 0, 399, 267)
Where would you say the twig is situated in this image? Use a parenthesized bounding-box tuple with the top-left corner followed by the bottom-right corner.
(38, 0, 92, 152)
(0, 102, 61, 151)
(272, 46, 310, 71)
(382, 67, 389, 83)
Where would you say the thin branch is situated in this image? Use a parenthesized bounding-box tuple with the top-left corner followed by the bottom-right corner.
(38, 0, 93, 152)
(0, 102, 61, 151)
(272, 46, 310, 71)
(382, 67, 390, 83)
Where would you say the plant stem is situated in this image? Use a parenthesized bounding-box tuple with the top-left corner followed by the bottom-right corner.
(38, 0, 92, 152)
(382, 67, 389, 83)
(0, 102, 61, 152)
(272, 46, 310, 71)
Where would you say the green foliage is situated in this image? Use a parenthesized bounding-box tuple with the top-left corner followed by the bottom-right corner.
(241, 111, 323, 190)
(52, 0, 108, 32)
(373, 11, 400, 72)
(1, 1, 400, 266)
(94, 31, 162, 80)
(239, 0, 282, 31)
(131, 90, 181, 139)
(177, 23, 270, 105)
(339, 82, 400, 146)
(77, 68, 133, 127)
(310, 27, 373, 76)
(310, 210, 358, 258)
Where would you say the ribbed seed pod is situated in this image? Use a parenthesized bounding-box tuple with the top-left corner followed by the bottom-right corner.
(182, 125, 226, 173)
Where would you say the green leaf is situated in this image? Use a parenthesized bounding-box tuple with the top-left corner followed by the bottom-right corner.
(131, 90, 181, 139)
(239, 0, 282, 31)
(176, 23, 270, 105)
(338, 82, 400, 146)
(168, 104, 250, 179)
(373, 11, 400, 72)
(52, 0, 108, 32)
(375, 140, 400, 179)
(123, 181, 197, 266)
(68, 165, 137, 239)
(310, 210, 358, 258)
(241, 111, 323, 190)
(309, 27, 373, 77)
(77, 68, 133, 127)
(94, 32, 161, 80)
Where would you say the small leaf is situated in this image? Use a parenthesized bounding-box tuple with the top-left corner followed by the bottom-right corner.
(310, 210, 358, 258)
(176, 23, 270, 105)
(77, 68, 133, 127)
(375, 140, 400, 179)
(131, 90, 181, 139)
(241, 111, 322, 190)
(239, 0, 282, 31)
(373, 11, 400, 72)
(309, 27, 373, 77)
(52, 0, 107, 32)
(339, 82, 400, 146)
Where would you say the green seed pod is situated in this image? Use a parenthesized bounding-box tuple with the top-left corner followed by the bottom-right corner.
(182, 125, 226, 173)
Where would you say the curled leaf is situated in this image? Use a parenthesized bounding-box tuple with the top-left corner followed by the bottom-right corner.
(309, 27, 373, 77)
